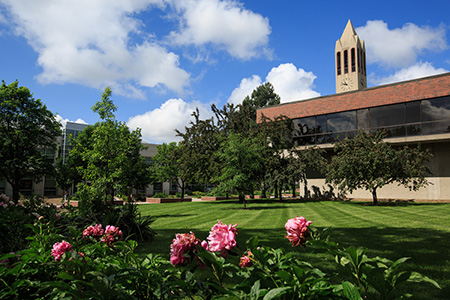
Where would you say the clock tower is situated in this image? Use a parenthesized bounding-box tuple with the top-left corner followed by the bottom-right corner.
(335, 20, 367, 93)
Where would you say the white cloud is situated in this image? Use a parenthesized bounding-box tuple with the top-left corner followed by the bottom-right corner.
(266, 63, 320, 103)
(127, 98, 212, 143)
(227, 75, 262, 105)
(357, 20, 447, 68)
(228, 63, 320, 105)
(55, 114, 87, 128)
(370, 62, 448, 85)
(167, 0, 271, 60)
(1, 0, 189, 98)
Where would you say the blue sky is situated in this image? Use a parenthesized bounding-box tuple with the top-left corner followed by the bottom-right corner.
(1, 0, 449, 143)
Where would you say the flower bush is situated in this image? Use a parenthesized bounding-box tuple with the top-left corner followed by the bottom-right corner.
(170, 232, 201, 265)
(284, 216, 312, 247)
(51, 240, 72, 261)
(82, 224, 104, 238)
(0, 214, 441, 299)
(205, 219, 238, 257)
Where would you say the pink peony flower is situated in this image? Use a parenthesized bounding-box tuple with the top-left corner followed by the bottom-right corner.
(51, 240, 72, 261)
(206, 220, 238, 257)
(201, 240, 209, 251)
(285, 216, 312, 247)
(101, 225, 122, 246)
(239, 251, 253, 268)
(83, 224, 104, 238)
(170, 232, 200, 265)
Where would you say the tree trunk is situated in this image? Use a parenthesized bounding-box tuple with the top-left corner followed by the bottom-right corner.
(239, 192, 246, 209)
(181, 182, 185, 201)
(292, 183, 296, 198)
(372, 188, 378, 205)
(303, 178, 309, 199)
(274, 182, 278, 200)
(12, 182, 20, 203)
(261, 181, 267, 199)
(278, 181, 283, 201)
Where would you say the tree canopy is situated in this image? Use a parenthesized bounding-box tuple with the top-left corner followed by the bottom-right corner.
(68, 87, 150, 202)
(326, 130, 432, 205)
(0, 80, 61, 202)
(151, 142, 194, 200)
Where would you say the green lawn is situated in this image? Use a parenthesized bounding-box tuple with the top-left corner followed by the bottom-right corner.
(138, 199, 450, 299)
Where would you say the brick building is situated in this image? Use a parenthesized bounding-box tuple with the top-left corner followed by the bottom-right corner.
(257, 21, 450, 201)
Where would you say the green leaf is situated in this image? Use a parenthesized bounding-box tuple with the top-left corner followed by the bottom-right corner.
(250, 280, 261, 300)
(262, 287, 292, 300)
(342, 281, 363, 300)
(408, 272, 441, 289)
(276, 270, 293, 283)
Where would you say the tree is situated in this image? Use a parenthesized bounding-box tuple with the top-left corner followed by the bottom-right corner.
(242, 82, 280, 122)
(176, 108, 221, 185)
(151, 142, 193, 200)
(215, 132, 264, 209)
(69, 87, 150, 202)
(0, 80, 61, 202)
(326, 130, 432, 205)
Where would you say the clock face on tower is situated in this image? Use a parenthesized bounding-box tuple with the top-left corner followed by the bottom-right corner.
(340, 77, 353, 91)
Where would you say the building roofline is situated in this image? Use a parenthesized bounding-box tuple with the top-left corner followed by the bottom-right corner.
(265, 72, 450, 109)
(257, 72, 450, 121)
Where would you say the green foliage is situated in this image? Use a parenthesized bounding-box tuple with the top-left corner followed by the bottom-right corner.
(0, 195, 63, 254)
(151, 142, 193, 200)
(242, 82, 281, 122)
(68, 87, 151, 202)
(215, 132, 264, 207)
(0, 222, 167, 299)
(0, 80, 62, 201)
(153, 192, 169, 198)
(176, 108, 221, 184)
(326, 130, 432, 205)
(91, 86, 117, 121)
(323, 243, 441, 300)
(0, 213, 441, 299)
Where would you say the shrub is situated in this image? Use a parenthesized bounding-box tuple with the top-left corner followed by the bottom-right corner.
(191, 191, 203, 198)
(153, 192, 169, 198)
(0, 194, 63, 254)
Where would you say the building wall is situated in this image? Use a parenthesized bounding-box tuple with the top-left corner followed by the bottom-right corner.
(300, 141, 450, 201)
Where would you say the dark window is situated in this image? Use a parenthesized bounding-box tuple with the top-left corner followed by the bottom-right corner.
(357, 109, 369, 129)
(327, 111, 356, 133)
(422, 120, 450, 135)
(422, 96, 450, 122)
(344, 50, 348, 74)
(336, 52, 341, 75)
(44, 178, 57, 196)
(407, 124, 421, 136)
(295, 136, 316, 146)
(362, 51, 366, 75)
(291, 98, 450, 144)
(351, 48, 356, 72)
(294, 117, 316, 136)
(316, 115, 327, 134)
(19, 179, 33, 196)
(358, 48, 362, 73)
(153, 182, 163, 193)
(406, 101, 420, 123)
(0, 178, 5, 194)
(370, 103, 405, 128)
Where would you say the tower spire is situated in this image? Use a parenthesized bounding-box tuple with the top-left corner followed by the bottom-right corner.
(335, 20, 367, 93)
